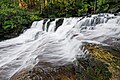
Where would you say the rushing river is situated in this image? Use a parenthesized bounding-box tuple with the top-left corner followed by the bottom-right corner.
(0, 13, 120, 80)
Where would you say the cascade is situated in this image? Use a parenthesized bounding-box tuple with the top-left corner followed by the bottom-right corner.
(0, 13, 120, 79)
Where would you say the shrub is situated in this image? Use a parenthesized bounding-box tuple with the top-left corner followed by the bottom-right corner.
(0, 1, 41, 41)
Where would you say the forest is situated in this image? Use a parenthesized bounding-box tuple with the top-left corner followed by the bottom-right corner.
(0, 0, 120, 40)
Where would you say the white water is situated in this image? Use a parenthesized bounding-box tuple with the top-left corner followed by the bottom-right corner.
(0, 13, 120, 79)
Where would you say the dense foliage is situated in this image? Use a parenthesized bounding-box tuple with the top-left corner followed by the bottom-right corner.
(0, 0, 41, 40)
(18, 0, 120, 17)
(4, 0, 120, 18)
(0, 0, 120, 40)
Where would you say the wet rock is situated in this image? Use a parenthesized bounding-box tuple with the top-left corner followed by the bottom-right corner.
(10, 43, 120, 80)
(10, 62, 76, 80)
(81, 43, 120, 80)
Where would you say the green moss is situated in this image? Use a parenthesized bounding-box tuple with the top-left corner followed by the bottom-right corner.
(84, 44, 120, 80)
(76, 56, 112, 80)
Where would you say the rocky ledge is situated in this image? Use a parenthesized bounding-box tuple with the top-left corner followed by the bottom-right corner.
(10, 43, 120, 80)
(77, 43, 120, 80)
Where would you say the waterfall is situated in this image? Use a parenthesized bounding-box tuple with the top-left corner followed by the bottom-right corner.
(0, 13, 120, 80)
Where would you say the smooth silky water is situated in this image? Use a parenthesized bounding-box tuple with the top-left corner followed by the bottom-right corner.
(0, 13, 120, 80)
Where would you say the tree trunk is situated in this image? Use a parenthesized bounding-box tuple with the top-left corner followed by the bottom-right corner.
(94, 0, 97, 13)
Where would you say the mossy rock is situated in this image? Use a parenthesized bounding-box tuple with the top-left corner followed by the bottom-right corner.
(80, 43, 120, 80)
(76, 56, 112, 80)
(10, 62, 76, 80)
